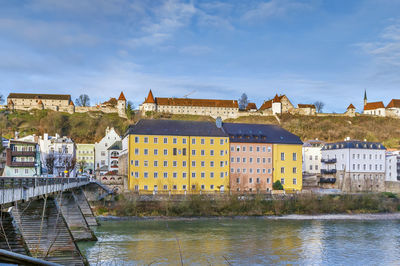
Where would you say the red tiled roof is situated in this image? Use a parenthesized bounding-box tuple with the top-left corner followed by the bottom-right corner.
(69, 100, 74, 106)
(259, 99, 273, 110)
(156, 97, 238, 108)
(298, 104, 316, 109)
(386, 99, 400, 108)
(273, 94, 283, 102)
(144, 90, 156, 104)
(364, 101, 385, 110)
(38, 100, 43, 105)
(245, 102, 257, 110)
(103, 97, 117, 106)
(347, 103, 355, 109)
(8, 93, 71, 101)
(118, 92, 126, 101)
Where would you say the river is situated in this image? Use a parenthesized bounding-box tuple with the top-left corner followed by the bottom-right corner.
(78, 217, 400, 265)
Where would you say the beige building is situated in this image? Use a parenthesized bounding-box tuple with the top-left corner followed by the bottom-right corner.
(139, 90, 239, 120)
(297, 104, 316, 115)
(7, 92, 127, 118)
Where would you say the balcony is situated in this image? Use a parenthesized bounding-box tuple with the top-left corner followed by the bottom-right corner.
(9, 161, 35, 167)
(319, 177, 337, 184)
(11, 151, 36, 157)
(321, 169, 337, 175)
(321, 158, 337, 163)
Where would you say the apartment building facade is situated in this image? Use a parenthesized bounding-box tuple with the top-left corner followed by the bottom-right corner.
(302, 140, 325, 175)
(127, 119, 230, 193)
(76, 144, 95, 174)
(3, 140, 41, 177)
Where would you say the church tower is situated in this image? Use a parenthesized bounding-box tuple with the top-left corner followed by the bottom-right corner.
(364, 90, 367, 106)
(117, 92, 127, 118)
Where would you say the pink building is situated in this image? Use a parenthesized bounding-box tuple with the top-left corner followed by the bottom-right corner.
(229, 142, 273, 192)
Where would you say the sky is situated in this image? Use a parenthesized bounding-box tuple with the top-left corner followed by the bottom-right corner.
(1, 0, 400, 112)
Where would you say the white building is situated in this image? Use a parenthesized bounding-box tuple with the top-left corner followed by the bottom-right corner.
(107, 140, 122, 173)
(386, 99, 400, 118)
(95, 127, 121, 174)
(363, 102, 386, 116)
(302, 139, 325, 175)
(321, 139, 386, 192)
(386, 151, 400, 182)
(38, 133, 76, 177)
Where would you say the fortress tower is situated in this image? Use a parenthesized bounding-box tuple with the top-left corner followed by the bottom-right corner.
(117, 92, 127, 118)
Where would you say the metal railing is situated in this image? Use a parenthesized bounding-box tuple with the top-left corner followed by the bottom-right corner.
(0, 177, 90, 205)
(321, 169, 337, 174)
(321, 158, 337, 163)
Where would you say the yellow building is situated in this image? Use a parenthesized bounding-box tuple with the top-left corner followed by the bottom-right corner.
(127, 119, 230, 193)
(273, 144, 303, 191)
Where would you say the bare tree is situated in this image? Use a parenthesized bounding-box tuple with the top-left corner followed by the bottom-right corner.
(0, 94, 4, 104)
(45, 154, 55, 175)
(314, 101, 325, 113)
(77, 160, 87, 173)
(75, 94, 90, 107)
(238, 93, 249, 110)
(63, 155, 76, 177)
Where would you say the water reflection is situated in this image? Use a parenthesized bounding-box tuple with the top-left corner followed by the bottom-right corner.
(78, 218, 400, 265)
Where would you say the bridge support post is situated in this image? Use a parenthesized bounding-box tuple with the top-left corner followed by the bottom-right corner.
(73, 188, 98, 227)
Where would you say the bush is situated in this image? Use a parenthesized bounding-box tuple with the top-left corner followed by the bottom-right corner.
(273, 180, 284, 190)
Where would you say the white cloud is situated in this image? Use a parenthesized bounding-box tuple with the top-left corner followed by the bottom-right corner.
(242, 0, 313, 22)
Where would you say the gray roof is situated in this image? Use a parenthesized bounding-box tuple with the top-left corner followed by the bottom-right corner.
(322, 140, 386, 150)
(126, 119, 228, 137)
(222, 123, 302, 144)
(108, 141, 122, 150)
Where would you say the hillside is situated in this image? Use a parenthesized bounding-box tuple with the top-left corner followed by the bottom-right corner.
(1, 110, 400, 148)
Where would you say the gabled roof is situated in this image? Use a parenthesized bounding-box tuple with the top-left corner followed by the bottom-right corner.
(118, 92, 126, 101)
(347, 103, 356, 109)
(259, 99, 273, 110)
(144, 90, 156, 104)
(245, 103, 257, 110)
(222, 123, 302, 144)
(155, 97, 238, 108)
(69, 101, 74, 106)
(38, 100, 43, 105)
(8, 93, 71, 101)
(298, 104, 316, 109)
(103, 98, 117, 106)
(386, 99, 400, 108)
(126, 119, 228, 137)
(364, 101, 385, 110)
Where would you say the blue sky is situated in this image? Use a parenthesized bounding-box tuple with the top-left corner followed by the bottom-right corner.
(1, 0, 400, 112)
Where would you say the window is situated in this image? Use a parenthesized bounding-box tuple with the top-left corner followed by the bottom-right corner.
(144, 149, 148, 155)
(173, 161, 177, 167)
(182, 138, 187, 144)
(237, 168, 241, 173)
(192, 172, 196, 178)
(154, 172, 158, 178)
(182, 148, 186, 156)
(281, 152, 285, 161)
(144, 137, 148, 143)
(236, 178, 240, 184)
(173, 185, 177, 190)
(201, 150, 205, 156)
(249, 178, 253, 184)
(163, 185, 168, 190)
(163, 137, 168, 144)
(210, 150, 214, 156)
(310, 165, 313, 170)
(173, 138, 177, 144)
(257, 158, 260, 163)
(220, 139, 224, 145)
(134, 185, 139, 191)
(192, 138, 196, 145)
(210, 139, 214, 145)
(262, 158, 266, 164)
(256, 178, 260, 184)
(293, 167, 297, 174)
(183, 172, 187, 178)
(211, 185, 215, 189)
(220, 172, 224, 178)
(173, 172, 177, 178)
(192, 185, 196, 190)
(135, 172, 139, 178)
(268, 147, 271, 152)
(134, 137, 139, 143)
(192, 161, 196, 167)
(134, 148, 139, 155)
(154, 149, 158, 155)
(262, 147, 266, 152)
(220, 150, 224, 156)
(201, 138, 205, 144)
(210, 161, 214, 167)
(134, 160, 139, 167)
(144, 172, 148, 178)
(267, 178, 270, 183)
(281, 178, 285, 185)
(201, 172, 205, 178)
(182, 161, 187, 167)
(192, 150, 196, 156)
(144, 185, 148, 190)
(256, 146, 260, 152)
(293, 153, 297, 161)
(201, 161, 205, 167)
(164, 149, 168, 155)
(293, 178, 297, 185)
(220, 161, 224, 167)
(250, 158, 253, 163)
(210, 172, 214, 178)
(154, 137, 158, 144)
(243, 157, 247, 163)
(281, 167, 285, 173)
(172, 148, 177, 156)
(163, 161, 168, 167)
(101, 151, 106, 156)
(163, 172, 168, 178)
(201, 185, 205, 190)
(154, 161, 158, 167)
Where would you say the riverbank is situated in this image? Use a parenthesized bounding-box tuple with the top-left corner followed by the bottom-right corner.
(92, 192, 400, 217)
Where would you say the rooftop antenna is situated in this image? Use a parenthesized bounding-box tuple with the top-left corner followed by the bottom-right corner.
(183, 90, 196, 98)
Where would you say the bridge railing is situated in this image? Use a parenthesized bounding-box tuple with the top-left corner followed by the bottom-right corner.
(0, 177, 90, 205)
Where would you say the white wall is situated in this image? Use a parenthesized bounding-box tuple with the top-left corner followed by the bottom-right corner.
(94, 127, 121, 171)
(386, 154, 398, 181)
(302, 146, 322, 174)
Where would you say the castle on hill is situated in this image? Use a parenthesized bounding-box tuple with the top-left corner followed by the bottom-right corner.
(6, 92, 127, 118)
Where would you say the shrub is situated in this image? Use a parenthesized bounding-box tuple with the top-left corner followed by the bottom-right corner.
(273, 180, 284, 190)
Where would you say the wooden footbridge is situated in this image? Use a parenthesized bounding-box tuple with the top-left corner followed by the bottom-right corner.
(0, 177, 114, 265)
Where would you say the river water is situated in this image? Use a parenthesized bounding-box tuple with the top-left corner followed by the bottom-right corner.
(78, 217, 400, 265)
